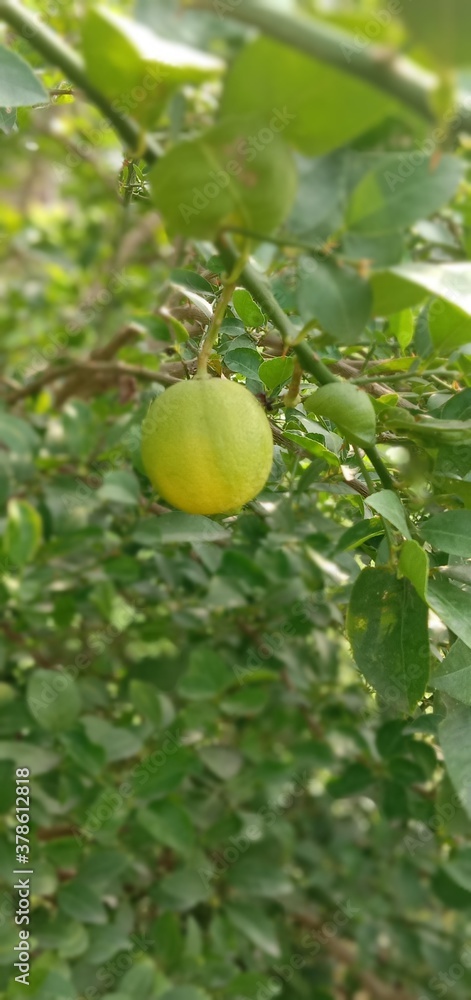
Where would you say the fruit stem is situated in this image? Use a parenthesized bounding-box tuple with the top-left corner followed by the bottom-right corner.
(196, 246, 250, 378)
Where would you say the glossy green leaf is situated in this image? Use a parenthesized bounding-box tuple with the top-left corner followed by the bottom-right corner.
(133, 513, 229, 545)
(347, 568, 429, 712)
(224, 348, 262, 379)
(149, 117, 297, 237)
(366, 490, 412, 540)
(98, 470, 140, 506)
(81, 6, 222, 126)
(427, 577, 471, 650)
(137, 800, 194, 852)
(226, 902, 280, 957)
(399, 540, 429, 601)
(347, 155, 464, 234)
(432, 640, 471, 704)
(439, 700, 471, 818)
(199, 745, 242, 779)
(232, 289, 265, 328)
(4, 499, 43, 567)
(220, 36, 400, 156)
(429, 301, 471, 352)
(129, 680, 164, 725)
(58, 881, 107, 924)
(0, 45, 48, 107)
(305, 382, 376, 447)
(297, 260, 372, 343)
(27, 669, 81, 732)
(422, 511, 471, 556)
(178, 648, 230, 700)
(372, 262, 471, 318)
(258, 356, 295, 392)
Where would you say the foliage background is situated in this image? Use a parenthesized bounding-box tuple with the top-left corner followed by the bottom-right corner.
(2, 1, 471, 998)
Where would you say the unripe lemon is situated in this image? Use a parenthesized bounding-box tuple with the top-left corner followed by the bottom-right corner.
(141, 378, 273, 515)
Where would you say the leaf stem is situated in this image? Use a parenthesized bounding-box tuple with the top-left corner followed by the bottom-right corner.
(0, 0, 162, 161)
(196, 247, 250, 377)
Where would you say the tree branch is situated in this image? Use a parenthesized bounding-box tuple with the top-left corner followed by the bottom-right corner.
(216, 235, 395, 491)
(292, 908, 415, 1000)
(7, 358, 178, 405)
(0, 0, 161, 161)
(186, 0, 461, 129)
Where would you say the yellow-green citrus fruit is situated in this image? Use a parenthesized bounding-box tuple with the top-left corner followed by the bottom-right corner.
(141, 378, 273, 515)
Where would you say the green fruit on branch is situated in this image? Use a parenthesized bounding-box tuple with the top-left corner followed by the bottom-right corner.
(141, 378, 273, 515)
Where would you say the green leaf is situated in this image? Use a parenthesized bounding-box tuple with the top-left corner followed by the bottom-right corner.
(365, 490, 411, 540)
(149, 117, 297, 237)
(224, 348, 262, 380)
(421, 510, 471, 556)
(232, 289, 265, 328)
(137, 800, 194, 852)
(81, 6, 222, 127)
(0, 740, 58, 774)
(129, 680, 163, 725)
(443, 848, 471, 893)
(283, 431, 340, 466)
(439, 700, 471, 818)
(399, 540, 429, 601)
(258, 357, 294, 392)
(82, 716, 143, 762)
(120, 959, 158, 997)
(58, 881, 107, 924)
(0, 411, 39, 458)
(297, 260, 372, 343)
(427, 577, 471, 650)
(161, 989, 210, 1000)
(199, 745, 242, 779)
(170, 269, 215, 295)
(335, 517, 384, 552)
(432, 640, 471, 705)
(328, 762, 373, 798)
(0, 45, 48, 107)
(98, 470, 140, 506)
(27, 669, 81, 732)
(429, 301, 471, 353)
(157, 868, 211, 911)
(347, 568, 429, 712)
(226, 902, 280, 958)
(400, 0, 471, 66)
(389, 308, 415, 350)
(372, 262, 471, 318)
(304, 382, 376, 447)
(4, 499, 43, 567)
(178, 648, 230, 700)
(133, 513, 229, 545)
(346, 155, 464, 235)
(220, 36, 400, 156)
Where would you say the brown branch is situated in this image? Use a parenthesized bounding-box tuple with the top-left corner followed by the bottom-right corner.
(54, 322, 145, 405)
(293, 909, 415, 1000)
(7, 355, 179, 405)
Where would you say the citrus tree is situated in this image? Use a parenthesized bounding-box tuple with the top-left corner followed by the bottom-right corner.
(1, 2, 471, 998)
